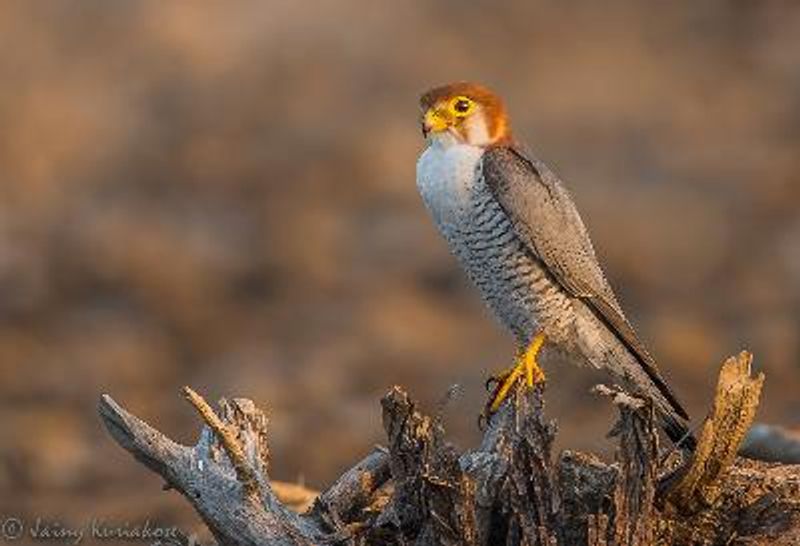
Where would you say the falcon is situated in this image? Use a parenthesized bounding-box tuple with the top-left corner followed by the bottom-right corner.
(416, 82, 694, 449)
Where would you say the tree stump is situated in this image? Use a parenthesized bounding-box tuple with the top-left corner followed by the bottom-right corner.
(98, 351, 800, 545)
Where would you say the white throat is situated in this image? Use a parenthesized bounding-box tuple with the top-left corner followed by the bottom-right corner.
(416, 138, 485, 228)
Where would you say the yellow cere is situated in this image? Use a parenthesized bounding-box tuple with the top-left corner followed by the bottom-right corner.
(424, 108, 450, 133)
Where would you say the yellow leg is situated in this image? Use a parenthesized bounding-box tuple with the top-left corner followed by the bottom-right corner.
(488, 333, 546, 413)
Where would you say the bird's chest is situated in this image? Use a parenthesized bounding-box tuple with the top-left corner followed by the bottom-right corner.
(416, 143, 520, 264)
(416, 143, 485, 230)
(416, 143, 574, 346)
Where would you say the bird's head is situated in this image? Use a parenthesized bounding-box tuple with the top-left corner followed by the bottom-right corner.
(420, 82, 511, 148)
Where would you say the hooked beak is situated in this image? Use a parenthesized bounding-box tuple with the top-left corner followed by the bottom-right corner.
(421, 108, 450, 138)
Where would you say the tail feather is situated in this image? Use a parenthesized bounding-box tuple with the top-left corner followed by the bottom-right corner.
(661, 411, 696, 452)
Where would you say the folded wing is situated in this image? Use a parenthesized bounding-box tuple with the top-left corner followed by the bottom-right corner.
(481, 146, 689, 420)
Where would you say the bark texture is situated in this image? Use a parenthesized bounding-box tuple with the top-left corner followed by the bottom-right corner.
(99, 351, 800, 545)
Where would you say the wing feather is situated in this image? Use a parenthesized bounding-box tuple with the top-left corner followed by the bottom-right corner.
(482, 146, 689, 420)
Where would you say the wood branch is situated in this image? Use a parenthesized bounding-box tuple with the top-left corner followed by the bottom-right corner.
(99, 352, 800, 545)
(666, 351, 764, 512)
(310, 446, 390, 529)
(183, 386, 262, 497)
(467, 382, 560, 545)
(98, 391, 390, 546)
(656, 351, 800, 544)
(595, 386, 658, 546)
(369, 386, 478, 545)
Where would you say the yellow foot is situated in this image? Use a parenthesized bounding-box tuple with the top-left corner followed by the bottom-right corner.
(486, 333, 546, 414)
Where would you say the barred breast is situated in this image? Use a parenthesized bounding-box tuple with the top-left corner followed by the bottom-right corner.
(417, 142, 575, 348)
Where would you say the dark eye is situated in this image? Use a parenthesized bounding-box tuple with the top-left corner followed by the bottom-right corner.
(454, 98, 471, 113)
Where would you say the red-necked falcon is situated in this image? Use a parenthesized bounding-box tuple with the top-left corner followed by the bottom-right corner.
(416, 82, 694, 449)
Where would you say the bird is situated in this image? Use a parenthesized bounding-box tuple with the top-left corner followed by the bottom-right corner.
(415, 82, 695, 449)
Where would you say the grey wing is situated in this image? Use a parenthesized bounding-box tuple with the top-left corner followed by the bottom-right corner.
(482, 146, 689, 420)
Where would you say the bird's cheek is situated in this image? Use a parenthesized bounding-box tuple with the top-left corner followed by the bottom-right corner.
(459, 115, 491, 146)
(452, 122, 471, 143)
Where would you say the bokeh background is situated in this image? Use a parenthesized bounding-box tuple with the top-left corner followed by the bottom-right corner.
(2, 0, 799, 542)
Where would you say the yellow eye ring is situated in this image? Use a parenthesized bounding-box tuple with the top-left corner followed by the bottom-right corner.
(449, 96, 474, 116)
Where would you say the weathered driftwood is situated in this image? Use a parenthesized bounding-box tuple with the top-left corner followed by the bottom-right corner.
(99, 351, 800, 545)
(665, 352, 764, 513)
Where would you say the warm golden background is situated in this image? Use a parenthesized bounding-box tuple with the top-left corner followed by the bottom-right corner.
(2, 1, 799, 541)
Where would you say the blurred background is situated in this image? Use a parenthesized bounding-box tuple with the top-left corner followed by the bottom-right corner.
(1, 0, 799, 542)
